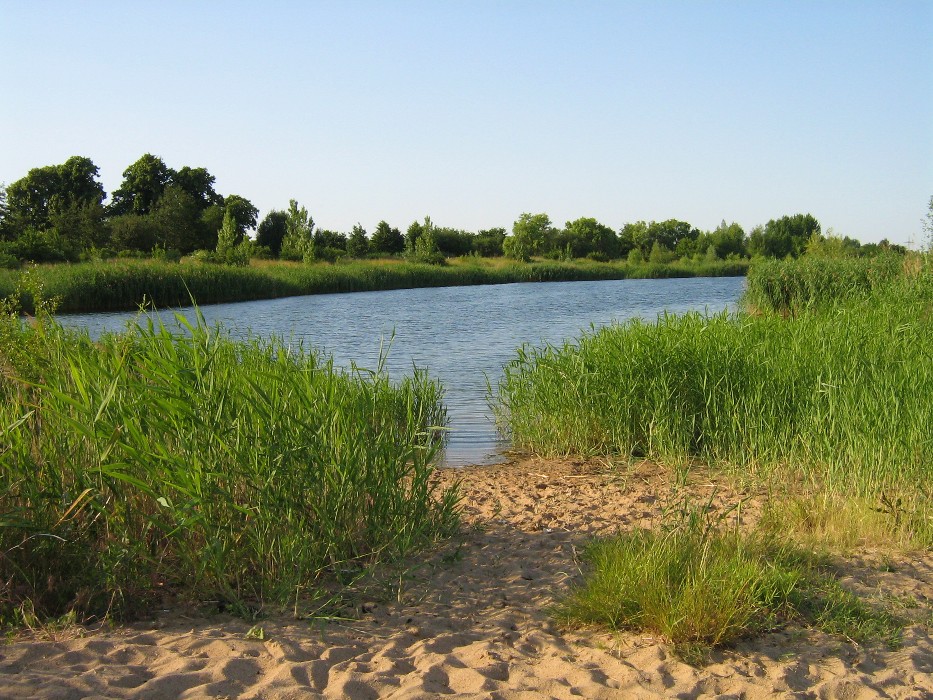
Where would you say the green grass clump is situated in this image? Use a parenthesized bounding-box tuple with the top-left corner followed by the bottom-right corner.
(0, 291, 458, 624)
(495, 265, 933, 543)
(743, 253, 906, 313)
(0, 256, 748, 314)
(556, 501, 903, 664)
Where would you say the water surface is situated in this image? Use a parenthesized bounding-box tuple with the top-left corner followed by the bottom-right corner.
(61, 276, 745, 465)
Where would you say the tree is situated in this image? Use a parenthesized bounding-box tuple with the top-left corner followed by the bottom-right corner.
(748, 213, 820, 258)
(709, 220, 747, 258)
(370, 220, 405, 255)
(223, 195, 258, 238)
(405, 219, 424, 254)
(473, 227, 506, 257)
(504, 212, 553, 261)
(256, 210, 287, 256)
(109, 154, 173, 216)
(150, 185, 204, 253)
(279, 199, 314, 261)
(559, 217, 619, 259)
(172, 166, 222, 211)
(347, 224, 369, 258)
(6, 156, 106, 233)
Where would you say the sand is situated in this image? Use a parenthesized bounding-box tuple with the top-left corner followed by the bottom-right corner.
(1, 457, 931, 699)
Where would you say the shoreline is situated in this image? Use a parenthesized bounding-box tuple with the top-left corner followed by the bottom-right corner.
(0, 257, 749, 314)
(3, 456, 930, 699)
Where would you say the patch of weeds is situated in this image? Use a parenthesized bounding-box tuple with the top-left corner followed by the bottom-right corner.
(554, 495, 907, 665)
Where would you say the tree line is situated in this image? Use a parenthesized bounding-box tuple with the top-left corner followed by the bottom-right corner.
(0, 154, 908, 269)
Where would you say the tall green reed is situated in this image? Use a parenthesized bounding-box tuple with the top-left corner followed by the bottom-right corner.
(495, 267, 933, 538)
(0, 297, 458, 622)
(6, 257, 748, 314)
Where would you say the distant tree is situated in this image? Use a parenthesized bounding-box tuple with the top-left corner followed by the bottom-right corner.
(171, 166, 222, 211)
(559, 217, 619, 259)
(0, 183, 9, 239)
(648, 240, 676, 264)
(108, 213, 162, 252)
(314, 229, 348, 251)
(473, 227, 506, 257)
(222, 195, 259, 240)
(109, 154, 173, 216)
(405, 216, 444, 264)
(370, 220, 405, 255)
(434, 227, 475, 257)
(748, 213, 820, 258)
(804, 230, 861, 258)
(279, 199, 314, 261)
(504, 212, 554, 261)
(5, 156, 106, 234)
(256, 210, 287, 256)
(405, 219, 424, 254)
(347, 224, 369, 258)
(709, 220, 747, 258)
(215, 208, 238, 261)
(150, 185, 205, 253)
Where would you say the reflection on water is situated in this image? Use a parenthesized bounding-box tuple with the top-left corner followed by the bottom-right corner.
(60, 276, 745, 466)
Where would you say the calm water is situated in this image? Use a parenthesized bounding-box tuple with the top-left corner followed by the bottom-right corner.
(60, 276, 745, 465)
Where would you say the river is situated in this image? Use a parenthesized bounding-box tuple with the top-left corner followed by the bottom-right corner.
(60, 276, 745, 465)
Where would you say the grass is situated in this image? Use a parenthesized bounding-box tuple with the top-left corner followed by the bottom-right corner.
(0, 283, 459, 625)
(555, 498, 904, 664)
(501, 254, 931, 659)
(0, 256, 749, 314)
(494, 263, 933, 544)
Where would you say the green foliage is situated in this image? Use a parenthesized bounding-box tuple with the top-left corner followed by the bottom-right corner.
(558, 217, 619, 259)
(556, 498, 903, 663)
(504, 212, 554, 261)
(223, 194, 259, 237)
(0, 257, 748, 315)
(5, 156, 106, 234)
(473, 228, 506, 257)
(256, 210, 287, 257)
(748, 213, 820, 258)
(496, 265, 933, 542)
(744, 254, 905, 313)
(346, 224, 369, 258)
(407, 217, 445, 265)
(279, 199, 315, 262)
(370, 220, 404, 255)
(109, 154, 174, 217)
(213, 209, 252, 266)
(0, 304, 458, 622)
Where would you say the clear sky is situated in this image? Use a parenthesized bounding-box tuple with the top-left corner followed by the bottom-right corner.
(2, 1, 931, 245)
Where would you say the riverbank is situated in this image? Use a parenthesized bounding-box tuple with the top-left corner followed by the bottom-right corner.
(0, 256, 748, 314)
(3, 457, 930, 699)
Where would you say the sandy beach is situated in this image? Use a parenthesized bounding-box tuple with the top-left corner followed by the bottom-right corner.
(2, 457, 930, 699)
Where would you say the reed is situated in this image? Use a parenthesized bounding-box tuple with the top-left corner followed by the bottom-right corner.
(743, 253, 905, 313)
(4, 257, 749, 314)
(495, 264, 933, 543)
(0, 294, 458, 623)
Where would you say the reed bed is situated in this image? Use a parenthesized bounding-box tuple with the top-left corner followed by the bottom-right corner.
(744, 254, 905, 313)
(0, 298, 458, 624)
(495, 265, 933, 542)
(2, 257, 749, 314)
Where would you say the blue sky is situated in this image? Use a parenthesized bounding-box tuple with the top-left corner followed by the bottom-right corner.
(2, 1, 931, 245)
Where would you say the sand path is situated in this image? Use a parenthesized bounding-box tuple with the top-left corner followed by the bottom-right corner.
(1, 457, 930, 699)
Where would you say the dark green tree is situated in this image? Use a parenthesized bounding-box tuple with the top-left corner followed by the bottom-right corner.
(370, 220, 405, 255)
(559, 217, 619, 259)
(748, 213, 820, 258)
(257, 210, 287, 256)
(223, 195, 258, 239)
(473, 227, 506, 256)
(172, 166, 222, 211)
(150, 185, 204, 253)
(6, 156, 106, 233)
(405, 219, 424, 254)
(109, 154, 173, 216)
(347, 224, 369, 258)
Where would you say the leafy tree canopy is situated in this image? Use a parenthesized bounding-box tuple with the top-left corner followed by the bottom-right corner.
(109, 154, 173, 217)
(6, 156, 106, 232)
(370, 220, 404, 255)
